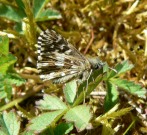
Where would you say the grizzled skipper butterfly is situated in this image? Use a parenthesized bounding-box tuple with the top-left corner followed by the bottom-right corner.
(37, 29, 104, 83)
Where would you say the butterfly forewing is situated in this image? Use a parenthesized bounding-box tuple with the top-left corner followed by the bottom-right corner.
(37, 29, 91, 83)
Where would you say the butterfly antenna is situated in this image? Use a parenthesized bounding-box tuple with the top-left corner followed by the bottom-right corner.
(108, 67, 117, 73)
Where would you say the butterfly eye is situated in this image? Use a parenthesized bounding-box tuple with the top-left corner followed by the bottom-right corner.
(87, 57, 104, 70)
(94, 64, 100, 69)
(91, 63, 102, 69)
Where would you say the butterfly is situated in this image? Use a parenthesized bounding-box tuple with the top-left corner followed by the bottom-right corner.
(37, 29, 104, 84)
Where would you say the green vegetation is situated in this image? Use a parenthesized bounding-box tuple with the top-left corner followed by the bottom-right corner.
(0, 0, 146, 134)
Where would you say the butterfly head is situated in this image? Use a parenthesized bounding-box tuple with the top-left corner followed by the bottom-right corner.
(87, 57, 104, 70)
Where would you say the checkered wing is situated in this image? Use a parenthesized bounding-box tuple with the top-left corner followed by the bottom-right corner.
(37, 29, 91, 83)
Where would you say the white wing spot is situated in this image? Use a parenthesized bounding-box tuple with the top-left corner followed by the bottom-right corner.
(38, 56, 42, 60)
(60, 44, 65, 50)
(56, 56, 65, 61)
(61, 72, 66, 76)
(38, 37, 42, 40)
(65, 49, 72, 54)
(40, 74, 53, 80)
(49, 72, 55, 76)
(55, 63, 64, 66)
(38, 63, 49, 67)
(71, 65, 78, 69)
(50, 45, 54, 48)
(37, 50, 41, 53)
(41, 47, 45, 51)
(70, 71, 77, 74)
(40, 72, 56, 80)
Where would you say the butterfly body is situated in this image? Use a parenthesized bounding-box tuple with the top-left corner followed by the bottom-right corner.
(37, 29, 104, 83)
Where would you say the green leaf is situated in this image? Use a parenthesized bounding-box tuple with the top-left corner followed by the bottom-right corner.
(0, 74, 12, 100)
(0, 35, 25, 100)
(36, 94, 67, 110)
(88, 68, 104, 83)
(33, 0, 49, 18)
(0, 130, 6, 135)
(0, 91, 7, 99)
(0, 54, 17, 74)
(33, 0, 61, 21)
(64, 105, 91, 131)
(15, 0, 26, 16)
(35, 9, 62, 22)
(27, 110, 65, 133)
(0, 73, 25, 86)
(104, 81, 119, 111)
(21, 130, 34, 135)
(14, 22, 23, 33)
(77, 68, 104, 95)
(0, 73, 25, 100)
(103, 62, 110, 73)
(74, 72, 103, 106)
(15, 0, 24, 9)
(0, 111, 20, 135)
(3, 73, 25, 86)
(0, 84, 12, 100)
(63, 80, 77, 105)
(0, 3, 25, 22)
(107, 60, 134, 78)
(94, 104, 132, 133)
(0, 35, 9, 56)
(95, 104, 132, 123)
(111, 78, 146, 99)
(54, 123, 73, 135)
